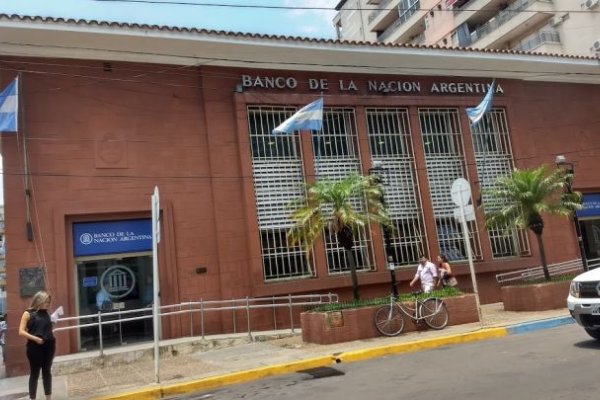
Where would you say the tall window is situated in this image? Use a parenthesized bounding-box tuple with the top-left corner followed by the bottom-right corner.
(247, 106, 313, 281)
(313, 108, 374, 274)
(471, 109, 530, 258)
(419, 108, 482, 261)
(366, 108, 426, 267)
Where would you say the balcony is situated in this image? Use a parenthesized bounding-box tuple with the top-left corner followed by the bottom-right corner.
(454, 0, 510, 27)
(410, 32, 427, 45)
(378, 0, 424, 43)
(512, 29, 561, 52)
(368, 0, 395, 25)
(466, 0, 554, 48)
(452, 0, 478, 14)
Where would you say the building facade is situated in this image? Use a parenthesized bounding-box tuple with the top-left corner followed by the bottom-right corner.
(1, 14, 600, 375)
(334, 0, 600, 56)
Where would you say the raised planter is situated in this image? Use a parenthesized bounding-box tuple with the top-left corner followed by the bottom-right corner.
(301, 294, 479, 345)
(501, 280, 571, 311)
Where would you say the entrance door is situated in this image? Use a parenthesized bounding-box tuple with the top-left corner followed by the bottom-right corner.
(581, 219, 600, 266)
(76, 254, 153, 351)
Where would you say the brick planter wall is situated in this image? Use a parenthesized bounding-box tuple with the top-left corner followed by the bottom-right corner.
(301, 294, 479, 345)
(501, 280, 571, 311)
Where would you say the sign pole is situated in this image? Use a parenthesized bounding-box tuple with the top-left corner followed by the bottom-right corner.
(151, 186, 161, 383)
(459, 188, 483, 325)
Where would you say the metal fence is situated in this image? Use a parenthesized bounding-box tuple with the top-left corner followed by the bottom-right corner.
(495, 258, 600, 285)
(53, 293, 338, 356)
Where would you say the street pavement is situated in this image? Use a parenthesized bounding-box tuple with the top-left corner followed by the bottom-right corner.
(185, 324, 596, 400)
(0, 303, 574, 400)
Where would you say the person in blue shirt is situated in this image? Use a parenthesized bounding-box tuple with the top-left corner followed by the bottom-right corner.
(96, 287, 112, 312)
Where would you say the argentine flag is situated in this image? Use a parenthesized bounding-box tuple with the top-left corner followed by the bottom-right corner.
(272, 98, 323, 135)
(466, 81, 495, 126)
(0, 77, 18, 133)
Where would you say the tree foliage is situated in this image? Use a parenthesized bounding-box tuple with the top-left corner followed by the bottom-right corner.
(287, 173, 391, 299)
(483, 165, 581, 280)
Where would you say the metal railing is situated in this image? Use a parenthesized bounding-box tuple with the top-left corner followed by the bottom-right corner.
(511, 29, 560, 52)
(469, 0, 551, 46)
(53, 293, 338, 357)
(495, 258, 600, 285)
(379, 0, 421, 42)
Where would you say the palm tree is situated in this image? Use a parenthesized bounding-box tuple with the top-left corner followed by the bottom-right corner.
(483, 165, 581, 281)
(287, 173, 391, 300)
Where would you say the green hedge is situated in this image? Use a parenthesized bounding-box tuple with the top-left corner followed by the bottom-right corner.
(508, 274, 576, 286)
(309, 287, 463, 313)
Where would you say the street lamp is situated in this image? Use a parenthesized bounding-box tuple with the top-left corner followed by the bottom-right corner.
(368, 161, 399, 299)
(555, 155, 588, 272)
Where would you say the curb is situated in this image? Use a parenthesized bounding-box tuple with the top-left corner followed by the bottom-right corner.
(334, 327, 507, 364)
(93, 356, 334, 400)
(506, 315, 574, 335)
(94, 316, 572, 400)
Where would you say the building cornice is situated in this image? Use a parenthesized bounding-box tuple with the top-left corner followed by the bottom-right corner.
(0, 13, 599, 84)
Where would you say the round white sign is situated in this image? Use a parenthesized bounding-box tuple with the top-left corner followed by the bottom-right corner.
(451, 178, 472, 206)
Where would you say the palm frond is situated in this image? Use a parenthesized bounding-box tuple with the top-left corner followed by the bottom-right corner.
(287, 172, 392, 257)
(483, 164, 582, 231)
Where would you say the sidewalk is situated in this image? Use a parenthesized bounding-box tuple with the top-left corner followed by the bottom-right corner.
(0, 303, 573, 400)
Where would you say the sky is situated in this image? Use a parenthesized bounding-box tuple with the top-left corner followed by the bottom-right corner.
(0, 0, 340, 205)
(0, 0, 340, 38)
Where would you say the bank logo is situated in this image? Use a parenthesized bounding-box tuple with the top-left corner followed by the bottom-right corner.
(80, 233, 93, 245)
(100, 264, 136, 299)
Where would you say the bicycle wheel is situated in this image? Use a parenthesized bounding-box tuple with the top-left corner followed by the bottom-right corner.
(420, 298, 449, 330)
(374, 304, 405, 336)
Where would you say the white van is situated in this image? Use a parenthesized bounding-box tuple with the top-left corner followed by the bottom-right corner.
(567, 267, 600, 340)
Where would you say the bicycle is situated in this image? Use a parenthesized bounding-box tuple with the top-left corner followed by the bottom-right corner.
(374, 291, 449, 336)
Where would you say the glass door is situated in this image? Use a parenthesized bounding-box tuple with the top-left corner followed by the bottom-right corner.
(581, 219, 600, 267)
(76, 254, 153, 351)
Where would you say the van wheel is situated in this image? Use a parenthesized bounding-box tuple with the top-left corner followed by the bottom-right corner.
(584, 328, 600, 340)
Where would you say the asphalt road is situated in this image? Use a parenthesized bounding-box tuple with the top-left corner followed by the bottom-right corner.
(168, 324, 599, 400)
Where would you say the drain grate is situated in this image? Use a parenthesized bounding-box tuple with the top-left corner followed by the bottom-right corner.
(298, 367, 345, 379)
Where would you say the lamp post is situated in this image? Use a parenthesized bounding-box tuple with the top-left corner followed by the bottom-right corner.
(368, 161, 399, 299)
(555, 155, 588, 272)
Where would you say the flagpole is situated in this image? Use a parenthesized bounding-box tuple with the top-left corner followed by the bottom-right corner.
(17, 72, 34, 242)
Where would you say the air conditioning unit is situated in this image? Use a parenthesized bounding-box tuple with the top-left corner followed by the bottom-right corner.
(592, 39, 600, 52)
(582, 0, 600, 9)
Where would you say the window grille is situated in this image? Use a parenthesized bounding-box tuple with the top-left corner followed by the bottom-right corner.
(247, 106, 314, 281)
(314, 108, 374, 274)
(366, 108, 426, 267)
(418, 108, 482, 261)
(470, 109, 530, 258)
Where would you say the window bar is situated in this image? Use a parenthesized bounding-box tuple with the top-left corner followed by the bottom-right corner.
(470, 109, 530, 258)
(247, 106, 315, 281)
(314, 108, 374, 274)
(366, 108, 427, 267)
(418, 108, 482, 262)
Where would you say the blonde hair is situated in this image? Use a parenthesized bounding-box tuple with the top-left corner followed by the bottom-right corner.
(30, 291, 50, 311)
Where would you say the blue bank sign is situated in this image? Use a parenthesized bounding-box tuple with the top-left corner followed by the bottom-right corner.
(73, 219, 152, 257)
(577, 194, 600, 218)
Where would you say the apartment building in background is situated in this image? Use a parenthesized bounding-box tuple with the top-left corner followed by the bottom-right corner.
(334, 0, 600, 56)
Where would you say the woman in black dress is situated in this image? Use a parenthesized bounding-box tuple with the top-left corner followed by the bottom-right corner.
(18, 290, 55, 400)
